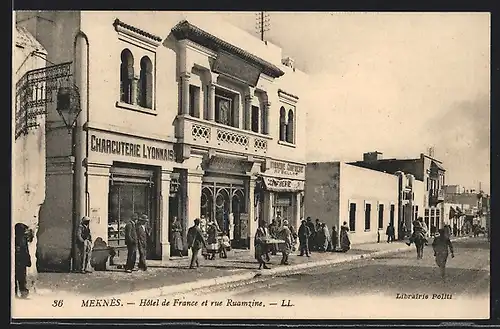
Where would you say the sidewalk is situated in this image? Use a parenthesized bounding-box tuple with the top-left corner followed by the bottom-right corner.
(31, 237, 469, 299)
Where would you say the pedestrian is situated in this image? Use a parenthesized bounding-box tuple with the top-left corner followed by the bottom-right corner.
(339, 221, 351, 252)
(279, 220, 292, 265)
(254, 220, 271, 270)
(14, 223, 32, 299)
(187, 218, 207, 269)
(321, 223, 331, 251)
(305, 217, 315, 252)
(268, 219, 278, 255)
(206, 222, 218, 260)
(262, 221, 271, 262)
(386, 223, 395, 243)
(314, 219, 322, 250)
(432, 228, 455, 280)
(444, 224, 452, 239)
(298, 219, 310, 257)
(136, 214, 150, 271)
(220, 231, 230, 259)
(171, 216, 184, 257)
(407, 217, 428, 246)
(76, 216, 93, 273)
(331, 226, 338, 252)
(124, 213, 138, 273)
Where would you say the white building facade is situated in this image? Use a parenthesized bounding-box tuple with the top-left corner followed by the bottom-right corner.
(16, 11, 309, 271)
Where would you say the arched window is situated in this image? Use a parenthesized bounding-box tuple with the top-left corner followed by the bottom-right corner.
(286, 110, 294, 143)
(279, 107, 286, 141)
(120, 49, 134, 104)
(139, 56, 153, 109)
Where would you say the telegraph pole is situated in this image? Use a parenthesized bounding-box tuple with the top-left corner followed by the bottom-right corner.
(255, 11, 270, 42)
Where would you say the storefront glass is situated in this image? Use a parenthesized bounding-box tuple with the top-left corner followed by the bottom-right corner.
(273, 193, 293, 225)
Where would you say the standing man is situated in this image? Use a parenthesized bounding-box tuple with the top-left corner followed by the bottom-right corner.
(298, 219, 310, 257)
(76, 216, 93, 274)
(187, 218, 207, 269)
(14, 223, 32, 298)
(136, 214, 150, 271)
(386, 222, 396, 243)
(124, 213, 138, 273)
(305, 217, 315, 252)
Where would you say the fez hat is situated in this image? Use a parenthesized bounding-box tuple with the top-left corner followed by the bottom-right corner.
(139, 214, 149, 222)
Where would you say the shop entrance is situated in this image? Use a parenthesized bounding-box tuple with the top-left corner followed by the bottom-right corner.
(273, 193, 293, 226)
(200, 182, 246, 248)
(108, 166, 156, 260)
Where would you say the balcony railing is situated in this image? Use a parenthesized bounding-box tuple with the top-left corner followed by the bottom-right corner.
(429, 189, 445, 205)
(175, 115, 271, 156)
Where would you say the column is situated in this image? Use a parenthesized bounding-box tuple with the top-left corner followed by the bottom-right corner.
(185, 171, 203, 230)
(208, 84, 216, 121)
(248, 178, 257, 252)
(295, 192, 302, 231)
(244, 95, 253, 130)
(180, 72, 191, 115)
(160, 171, 171, 261)
(86, 163, 111, 247)
(262, 101, 271, 135)
(131, 75, 139, 105)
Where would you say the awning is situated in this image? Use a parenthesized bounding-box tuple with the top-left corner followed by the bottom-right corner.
(262, 176, 304, 192)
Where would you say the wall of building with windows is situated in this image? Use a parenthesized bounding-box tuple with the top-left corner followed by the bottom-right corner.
(304, 162, 399, 245)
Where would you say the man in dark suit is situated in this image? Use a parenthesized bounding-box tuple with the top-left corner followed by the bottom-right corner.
(124, 213, 138, 273)
(187, 218, 207, 269)
(15, 223, 32, 298)
(136, 214, 150, 271)
(76, 216, 92, 273)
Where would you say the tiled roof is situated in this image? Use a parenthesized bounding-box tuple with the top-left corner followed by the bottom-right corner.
(113, 19, 163, 42)
(15, 26, 46, 53)
(171, 20, 284, 79)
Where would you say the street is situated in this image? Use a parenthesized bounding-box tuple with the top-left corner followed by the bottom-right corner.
(175, 238, 490, 316)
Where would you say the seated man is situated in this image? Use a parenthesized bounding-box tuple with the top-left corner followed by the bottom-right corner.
(406, 218, 429, 246)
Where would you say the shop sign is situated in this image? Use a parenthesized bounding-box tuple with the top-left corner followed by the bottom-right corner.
(267, 160, 305, 177)
(90, 134, 176, 162)
(263, 177, 304, 192)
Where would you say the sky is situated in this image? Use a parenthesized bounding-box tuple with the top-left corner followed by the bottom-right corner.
(210, 12, 490, 193)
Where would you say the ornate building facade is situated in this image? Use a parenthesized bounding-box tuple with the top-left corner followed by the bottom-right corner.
(16, 12, 309, 271)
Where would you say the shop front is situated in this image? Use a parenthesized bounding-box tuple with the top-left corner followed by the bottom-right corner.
(86, 129, 178, 263)
(258, 159, 305, 231)
(200, 155, 256, 249)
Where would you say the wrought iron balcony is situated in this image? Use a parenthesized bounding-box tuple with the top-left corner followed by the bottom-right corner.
(175, 115, 271, 157)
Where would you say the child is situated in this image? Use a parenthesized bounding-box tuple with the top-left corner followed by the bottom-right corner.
(432, 228, 455, 280)
(219, 232, 230, 259)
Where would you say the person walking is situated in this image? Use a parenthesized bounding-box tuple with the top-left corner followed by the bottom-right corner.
(279, 220, 292, 265)
(432, 228, 455, 280)
(386, 223, 396, 243)
(187, 218, 207, 269)
(124, 213, 138, 273)
(298, 219, 311, 257)
(136, 214, 150, 271)
(171, 216, 184, 257)
(331, 225, 339, 252)
(340, 221, 351, 252)
(76, 216, 93, 273)
(254, 220, 271, 270)
(14, 223, 33, 298)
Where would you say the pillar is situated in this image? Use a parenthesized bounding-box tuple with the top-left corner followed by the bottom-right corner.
(131, 76, 139, 105)
(160, 170, 171, 261)
(185, 170, 203, 230)
(86, 163, 111, 247)
(294, 192, 302, 231)
(262, 101, 271, 135)
(180, 72, 191, 115)
(244, 95, 253, 130)
(248, 178, 257, 252)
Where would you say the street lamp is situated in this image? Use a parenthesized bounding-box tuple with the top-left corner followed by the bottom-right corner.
(56, 84, 82, 132)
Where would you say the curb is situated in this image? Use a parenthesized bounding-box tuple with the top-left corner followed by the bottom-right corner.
(113, 236, 471, 299)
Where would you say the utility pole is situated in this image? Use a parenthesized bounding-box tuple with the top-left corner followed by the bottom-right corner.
(255, 11, 270, 42)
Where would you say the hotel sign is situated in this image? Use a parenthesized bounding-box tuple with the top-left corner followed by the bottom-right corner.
(263, 177, 304, 192)
(267, 160, 305, 177)
(213, 51, 261, 87)
(90, 134, 175, 162)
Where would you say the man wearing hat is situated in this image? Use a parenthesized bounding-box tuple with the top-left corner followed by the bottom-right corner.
(124, 213, 138, 273)
(136, 214, 150, 271)
(187, 218, 207, 269)
(76, 216, 93, 273)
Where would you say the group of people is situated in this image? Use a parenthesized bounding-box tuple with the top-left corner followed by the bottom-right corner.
(297, 217, 351, 256)
(254, 218, 295, 269)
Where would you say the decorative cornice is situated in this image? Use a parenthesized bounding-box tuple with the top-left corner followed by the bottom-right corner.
(171, 20, 285, 79)
(113, 19, 163, 48)
(278, 89, 299, 100)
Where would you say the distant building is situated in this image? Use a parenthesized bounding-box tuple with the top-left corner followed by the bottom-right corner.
(443, 184, 465, 194)
(349, 151, 446, 234)
(304, 162, 399, 245)
(13, 25, 48, 285)
(444, 188, 490, 232)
